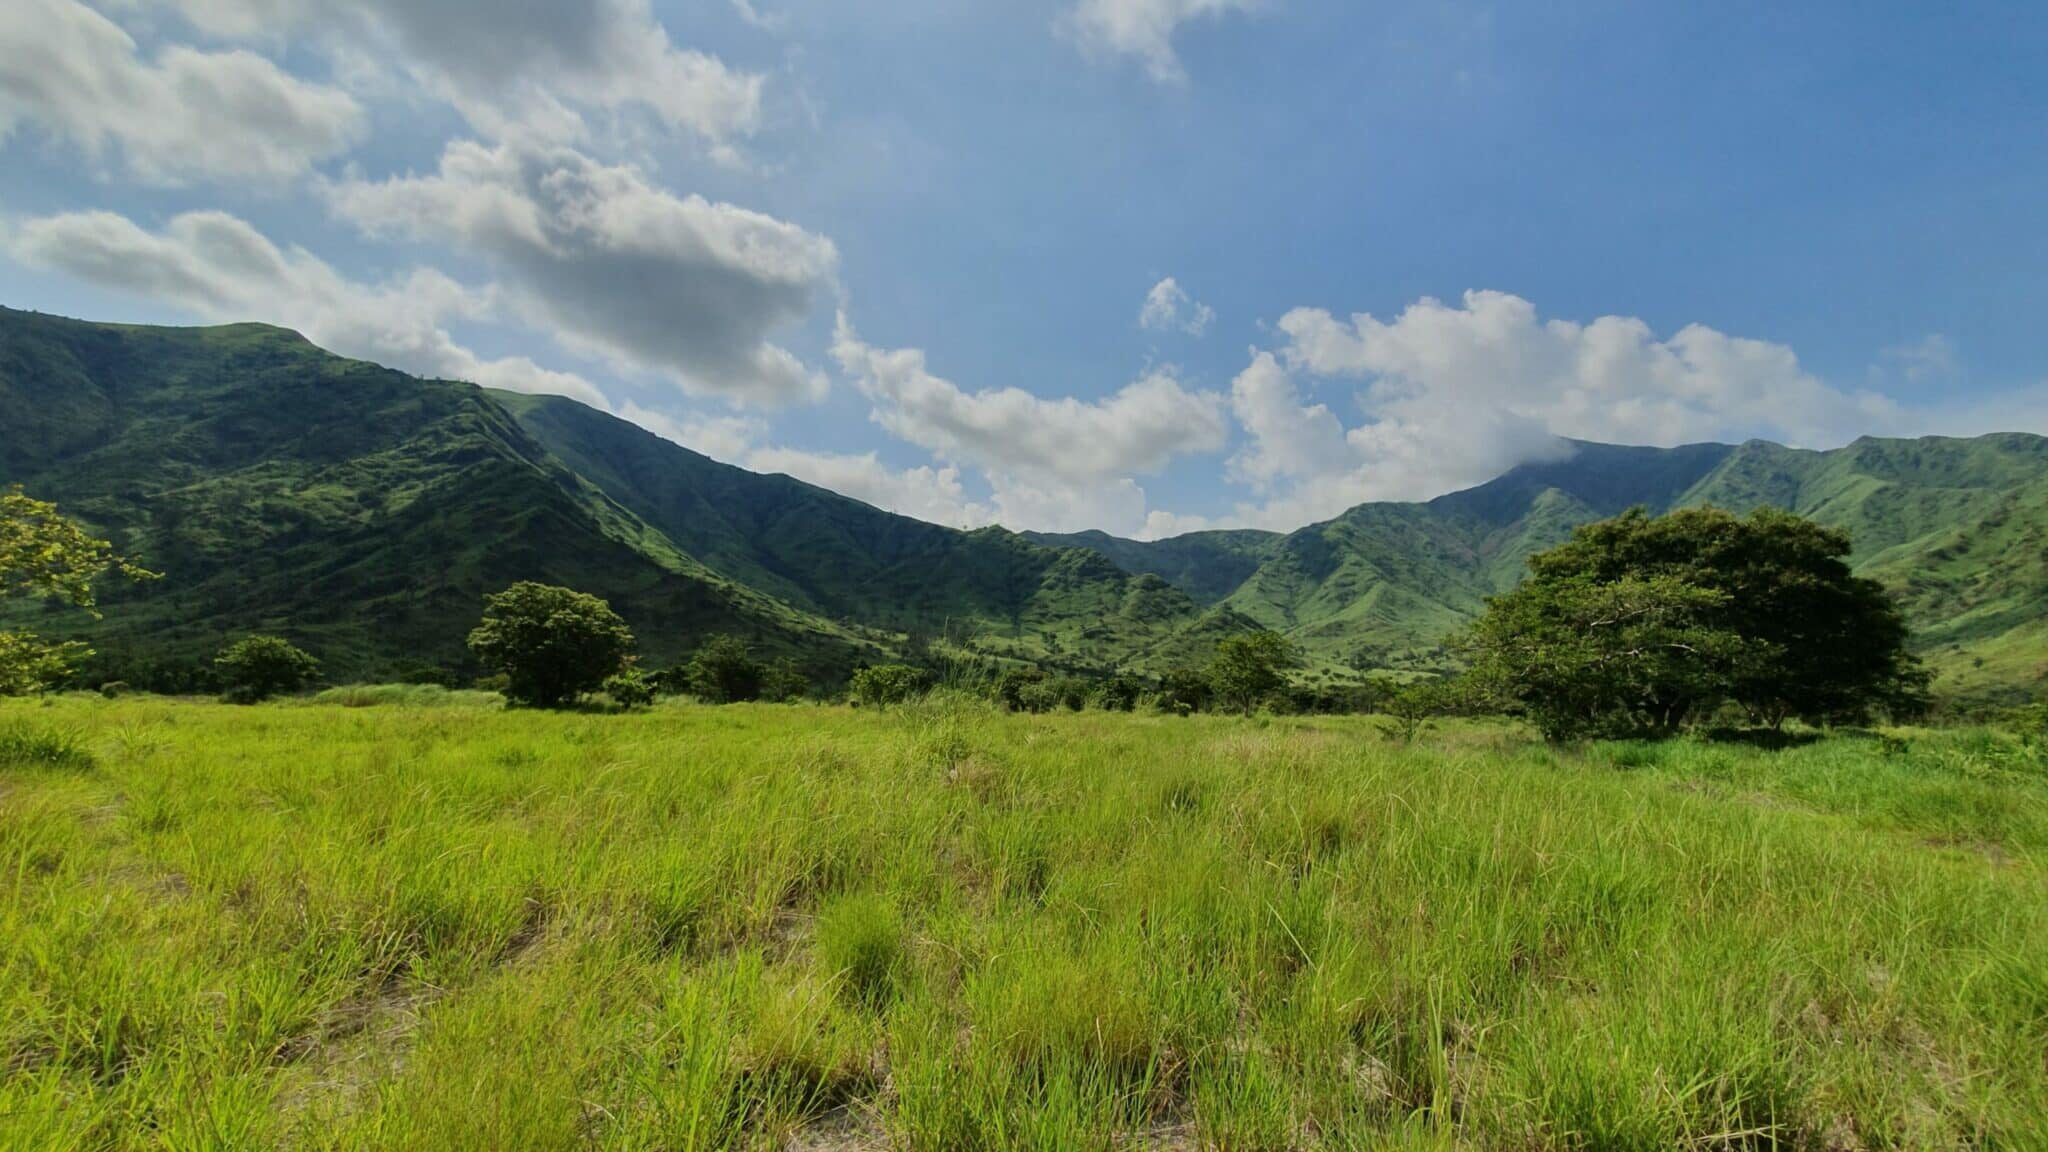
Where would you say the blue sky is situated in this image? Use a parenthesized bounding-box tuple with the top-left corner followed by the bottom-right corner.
(3, 0, 2045, 537)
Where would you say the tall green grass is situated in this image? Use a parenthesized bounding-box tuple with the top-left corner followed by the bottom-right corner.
(2, 697, 2044, 1149)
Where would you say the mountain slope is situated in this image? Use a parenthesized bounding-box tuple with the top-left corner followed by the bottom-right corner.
(1061, 437, 2048, 696)
(0, 308, 875, 682)
(0, 308, 1208, 682)
(492, 391, 1211, 669)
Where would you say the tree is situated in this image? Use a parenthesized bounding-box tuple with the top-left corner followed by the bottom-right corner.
(1464, 507, 1928, 740)
(1209, 631, 1296, 715)
(0, 487, 157, 695)
(215, 636, 321, 702)
(1380, 678, 1464, 744)
(1156, 665, 1213, 715)
(466, 583, 635, 709)
(849, 664, 928, 708)
(686, 635, 764, 703)
(1094, 673, 1144, 713)
(761, 658, 810, 703)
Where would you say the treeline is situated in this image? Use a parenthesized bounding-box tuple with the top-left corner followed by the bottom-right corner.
(3, 484, 2030, 738)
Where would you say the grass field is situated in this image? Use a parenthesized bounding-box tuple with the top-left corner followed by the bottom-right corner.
(3, 697, 2045, 1150)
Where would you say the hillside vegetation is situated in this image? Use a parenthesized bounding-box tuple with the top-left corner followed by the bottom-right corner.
(4, 306, 2045, 699)
(4, 697, 2045, 1148)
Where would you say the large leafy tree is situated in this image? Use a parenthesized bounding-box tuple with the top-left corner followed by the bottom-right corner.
(215, 636, 321, 702)
(685, 634, 765, 704)
(467, 583, 635, 709)
(0, 487, 157, 694)
(1209, 630, 1296, 715)
(1466, 507, 1928, 739)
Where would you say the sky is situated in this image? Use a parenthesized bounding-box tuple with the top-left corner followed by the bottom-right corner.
(2, 1, 2045, 539)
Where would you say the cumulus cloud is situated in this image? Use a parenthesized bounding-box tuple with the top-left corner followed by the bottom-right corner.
(0, 0, 363, 184)
(748, 448, 995, 529)
(3, 207, 609, 408)
(832, 315, 1226, 482)
(330, 139, 838, 406)
(1062, 0, 1266, 83)
(1214, 290, 1913, 529)
(830, 316, 1228, 534)
(129, 0, 762, 150)
(1139, 276, 1214, 336)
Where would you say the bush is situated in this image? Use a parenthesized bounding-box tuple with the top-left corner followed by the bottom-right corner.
(685, 635, 763, 703)
(993, 667, 1046, 712)
(215, 636, 321, 703)
(467, 583, 635, 709)
(603, 668, 656, 710)
(849, 664, 929, 708)
(1094, 673, 1143, 713)
(98, 681, 130, 700)
(1157, 665, 1212, 714)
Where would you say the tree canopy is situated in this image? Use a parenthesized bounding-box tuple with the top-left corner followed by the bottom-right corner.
(1209, 631, 1296, 714)
(216, 636, 321, 702)
(1465, 507, 1929, 739)
(467, 583, 635, 709)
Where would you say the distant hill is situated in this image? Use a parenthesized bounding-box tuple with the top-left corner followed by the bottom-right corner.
(3, 306, 2043, 699)
(1058, 438, 2048, 698)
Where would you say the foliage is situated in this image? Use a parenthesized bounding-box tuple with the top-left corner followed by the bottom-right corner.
(0, 633, 88, 697)
(1093, 673, 1144, 713)
(992, 667, 1046, 712)
(0, 486, 156, 696)
(1155, 664, 1213, 715)
(1466, 509, 1931, 740)
(1208, 631, 1296, 715)
(603, 669, 656, 710)
(760, 657, 811, 703)
(215, 636, 321, 703)
(466, 583, 636, 709)
(0, 485, 157, 609)
(848, 664, 930, 708)
(685, 635, 765, 704)
(1379, 677, 1464, 743)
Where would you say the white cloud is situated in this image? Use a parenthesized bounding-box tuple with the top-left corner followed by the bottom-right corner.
(832, 315, 1227, 483)
(1062, 0, 1266, 83)
(3, 207, 610, 408)
(1139, 276, 1214, 336)
(1879, 333, 1960, 386)
(330, 139, 838, 406)
(748, 448, 995, 529)
(1217, 290, 1912, 529)
(0, 0, 362, 184)
(131, 0, 762, 150)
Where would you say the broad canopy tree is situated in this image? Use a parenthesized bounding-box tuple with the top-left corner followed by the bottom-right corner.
(468, 582, 636, 709)
(1465, 507, 1929, 740)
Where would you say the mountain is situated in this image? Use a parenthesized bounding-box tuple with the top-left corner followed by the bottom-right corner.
(0, 307, 1203, 684)
(3, 306, 2044, 700)
(1059, 438, 2048, 698)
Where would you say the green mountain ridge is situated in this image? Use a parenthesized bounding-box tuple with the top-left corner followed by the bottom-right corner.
(3, 306, 2044, 699)
(1063, 437, 2048, 697)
